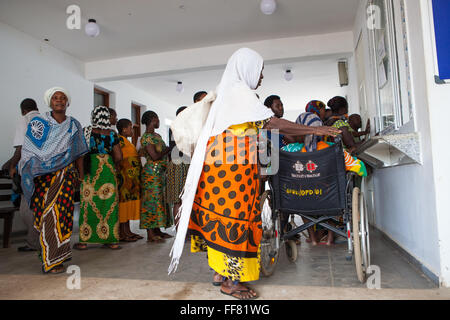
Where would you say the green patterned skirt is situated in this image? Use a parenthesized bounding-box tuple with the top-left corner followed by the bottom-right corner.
(79, 154, 119, 243)
(140, 161, 172, 229)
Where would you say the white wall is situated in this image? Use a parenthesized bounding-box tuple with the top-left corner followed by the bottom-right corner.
(96, 81, 177, 143)
(418, 0, 450, 287)
(255, 59, 351, 122)
(346, 55, 361, 115)
(352, 0, 441, 281)
(0, 21, 93, 166)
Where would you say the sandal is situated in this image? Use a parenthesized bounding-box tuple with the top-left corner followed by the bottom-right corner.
(102, 244, 122, 250)
(73, 243, 88, 250)
(220, 288, 258, 300)
(120, 236, 137, 242)
(157, 232, 173, 239)
(147, 235, 164, 243)
(212, 273, 225, 287)
(46, 265, 65, 274)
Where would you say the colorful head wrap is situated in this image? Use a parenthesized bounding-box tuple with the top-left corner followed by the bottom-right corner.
(305, 100, 325, 117)
(83, 106, 111, 143)
(44, 87, 71, 108)
(91, 105, 111, 129)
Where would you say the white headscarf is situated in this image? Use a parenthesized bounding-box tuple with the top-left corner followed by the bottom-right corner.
(168, 48, 274, 274)
(44, 87, 71, 108)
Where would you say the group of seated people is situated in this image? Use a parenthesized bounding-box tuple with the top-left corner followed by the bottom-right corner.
(262, 94, 370, 246)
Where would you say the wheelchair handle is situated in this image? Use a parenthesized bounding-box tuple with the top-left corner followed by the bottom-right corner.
(334, 136, 343, 145)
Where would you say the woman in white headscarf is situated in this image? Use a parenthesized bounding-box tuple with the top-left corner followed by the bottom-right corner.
(169, 48, 340, 299)
(19, 87, 88, 274)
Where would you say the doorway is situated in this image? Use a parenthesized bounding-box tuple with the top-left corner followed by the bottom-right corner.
(131, 103, 142, 146)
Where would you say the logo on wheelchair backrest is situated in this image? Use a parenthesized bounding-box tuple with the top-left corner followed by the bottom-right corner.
(293, 161, 305, 173)
(306, 161, 318, 173)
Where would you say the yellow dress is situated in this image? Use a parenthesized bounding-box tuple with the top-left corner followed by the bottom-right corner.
(117, 135, 141, 223)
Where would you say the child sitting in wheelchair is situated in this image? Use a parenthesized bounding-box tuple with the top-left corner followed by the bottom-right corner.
(280, 107, 367, 246)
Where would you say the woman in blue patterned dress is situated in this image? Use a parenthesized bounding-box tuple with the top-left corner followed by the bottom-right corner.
(19, 87, 88, 274)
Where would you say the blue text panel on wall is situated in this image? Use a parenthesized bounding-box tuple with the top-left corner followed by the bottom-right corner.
(432, 0, 450, 80)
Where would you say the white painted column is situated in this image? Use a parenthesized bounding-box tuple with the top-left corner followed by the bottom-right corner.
(419, 0, 450, 287)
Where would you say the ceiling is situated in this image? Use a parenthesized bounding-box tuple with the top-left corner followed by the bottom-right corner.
(122, 56, 348, 116)
(0, 0, 360, 62)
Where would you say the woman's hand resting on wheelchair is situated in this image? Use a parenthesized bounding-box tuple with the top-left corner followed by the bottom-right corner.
(265, 117, 341, 138)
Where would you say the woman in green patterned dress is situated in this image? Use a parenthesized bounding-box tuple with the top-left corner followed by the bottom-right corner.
(140, 110, 174, 242)
(74, 106, 123, 250)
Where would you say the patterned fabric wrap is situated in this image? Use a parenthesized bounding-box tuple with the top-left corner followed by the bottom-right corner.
(117, 135, 141, 223)
(296, 112, 323, 152)
(166, 162, 189, 205)
(188, 120, 267, 282)
(282, 141, 367, 177)
(31, 164, 77, 272)
(87, 131, 118, 154)
(305, 100, 325, 115)
(332, 119, 351, 130)
(83, 106, 112, 143)
(324, 116, 351, 144)
(140, 132, 171, 229)
(79, 153, 119, 243)
(324, 115, 349, 127)
(19, 112, 88, 204)
(79, 131, 120, 243)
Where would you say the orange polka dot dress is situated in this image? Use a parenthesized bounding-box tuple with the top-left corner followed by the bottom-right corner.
(188, 120, 269, 282)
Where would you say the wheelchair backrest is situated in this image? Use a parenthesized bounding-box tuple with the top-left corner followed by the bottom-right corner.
(270, 141, 347, 214)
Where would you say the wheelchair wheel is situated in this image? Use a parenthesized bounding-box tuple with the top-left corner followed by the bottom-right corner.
(360, 178, 371, 268)
(285, 239, 298, 263)
(352, 187, 367, 283)
(259, 190, 280, 277)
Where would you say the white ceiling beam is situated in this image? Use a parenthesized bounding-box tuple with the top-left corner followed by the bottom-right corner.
(85, 31, 354, 82)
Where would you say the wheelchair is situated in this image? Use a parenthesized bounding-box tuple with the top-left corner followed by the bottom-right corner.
(259, 138, 371, 283)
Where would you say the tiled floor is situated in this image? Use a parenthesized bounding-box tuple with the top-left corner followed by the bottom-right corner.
(0, 224, 437, 291)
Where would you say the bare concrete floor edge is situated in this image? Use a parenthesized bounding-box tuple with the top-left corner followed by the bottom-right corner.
(0, 275, 449, 300)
